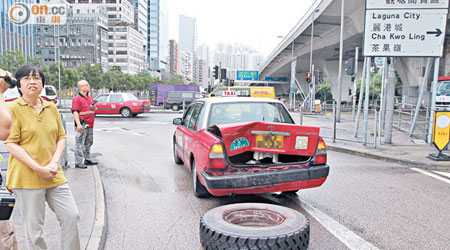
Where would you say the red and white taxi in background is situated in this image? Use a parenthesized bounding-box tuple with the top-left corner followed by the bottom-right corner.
(172, 97, 329, 197)
(94, 93, 150, 117)
(3, 85, 58, 104)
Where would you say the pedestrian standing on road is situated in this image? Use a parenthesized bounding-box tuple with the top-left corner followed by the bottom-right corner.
(72, 80, 97, 169)
(4, 65, 81, 250)
(0, 68, 13, 140)
(0, 68, 18, 250)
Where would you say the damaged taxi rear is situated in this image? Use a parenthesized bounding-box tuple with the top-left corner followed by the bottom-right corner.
(172, 97, 329, 197)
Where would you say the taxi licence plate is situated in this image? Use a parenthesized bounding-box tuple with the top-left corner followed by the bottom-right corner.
(255, 134, 283, 149)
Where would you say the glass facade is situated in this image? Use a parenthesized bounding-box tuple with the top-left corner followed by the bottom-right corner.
(0, 0, 35, 58)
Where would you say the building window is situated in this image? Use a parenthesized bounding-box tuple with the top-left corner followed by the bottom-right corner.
(116, 51, 127, 55)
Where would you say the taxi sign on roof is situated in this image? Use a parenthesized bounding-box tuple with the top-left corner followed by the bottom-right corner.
(223, 91, 237, 97)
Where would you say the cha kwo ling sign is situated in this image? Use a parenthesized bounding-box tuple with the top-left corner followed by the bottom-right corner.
(363, 0, 449, 57)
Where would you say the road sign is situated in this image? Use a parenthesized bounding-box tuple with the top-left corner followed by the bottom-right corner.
(363, 9, 448, 57)
(432, 112, 450, 151)
(236, 71, 258, 81)
(363, 0, 449, 57)
(366, 0, 449, 9)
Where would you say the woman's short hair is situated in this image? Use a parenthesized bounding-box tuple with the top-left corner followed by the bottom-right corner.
(14, 65, 45, 95)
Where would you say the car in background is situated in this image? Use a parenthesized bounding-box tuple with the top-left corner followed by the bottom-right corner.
(3, 85, 58, 104)
(94, 93, 150, 117)
(164, 91, 203, 111)
(172, 97, 329, 197)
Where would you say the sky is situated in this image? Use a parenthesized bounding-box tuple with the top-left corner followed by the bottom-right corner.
(168, 0, 315, 57)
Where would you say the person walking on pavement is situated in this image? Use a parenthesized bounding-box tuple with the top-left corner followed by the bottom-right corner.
(4, 65, 81, 250)
(72, 80, 97, 169)
(0, 68, 18, 250)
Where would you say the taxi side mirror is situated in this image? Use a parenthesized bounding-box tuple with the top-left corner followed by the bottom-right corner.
(173, 118, 182, 125)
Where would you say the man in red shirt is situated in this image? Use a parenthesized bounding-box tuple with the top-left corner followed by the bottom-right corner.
(71, 80, 97, 169)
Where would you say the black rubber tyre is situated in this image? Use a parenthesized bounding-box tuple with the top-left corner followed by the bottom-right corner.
(192, 160, 210, 198)
(200, 203, 309, 250)
(282, 190, 299, 195)
(120, 107, 131, 117)
(173, 139, 183, 164)
(172, 104, 180, 111)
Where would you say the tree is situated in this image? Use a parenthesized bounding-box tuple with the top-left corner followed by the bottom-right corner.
(0, 50, 26, 73)
(316, 79, 332, 102)
(78, 64, 103, 89)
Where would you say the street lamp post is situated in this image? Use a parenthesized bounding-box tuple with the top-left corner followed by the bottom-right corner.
(309, 8, 320, 112)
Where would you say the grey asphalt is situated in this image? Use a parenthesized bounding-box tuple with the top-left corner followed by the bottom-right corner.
(2, 107, 447, 250)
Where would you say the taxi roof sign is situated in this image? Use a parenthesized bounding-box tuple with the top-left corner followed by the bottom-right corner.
(223, 91, 237, 97)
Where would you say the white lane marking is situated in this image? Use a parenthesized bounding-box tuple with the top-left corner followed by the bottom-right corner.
(411, 168, 450, 185)
(433, 170, 450, 179)
(300, 200, 379, 250)
(94, 127, 144, 137)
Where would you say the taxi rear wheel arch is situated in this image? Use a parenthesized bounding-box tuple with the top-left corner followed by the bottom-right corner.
(191, 158, 210, 198)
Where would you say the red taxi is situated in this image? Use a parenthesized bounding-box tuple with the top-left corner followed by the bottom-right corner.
(94, 93, 150, 117)
(172, 97, 329, 197)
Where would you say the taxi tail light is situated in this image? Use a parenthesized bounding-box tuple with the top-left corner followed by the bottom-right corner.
(313, 136, 327, 165)
(208, 144, 226, 169)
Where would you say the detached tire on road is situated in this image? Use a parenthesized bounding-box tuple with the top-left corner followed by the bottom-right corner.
(200, 203, 309, 250)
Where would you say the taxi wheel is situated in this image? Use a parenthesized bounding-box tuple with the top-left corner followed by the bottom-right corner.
(173, 140, 183, 164)
(200, 203, 309, 250)
(192, 160, 210, 198)
(120, 107, 131, 118)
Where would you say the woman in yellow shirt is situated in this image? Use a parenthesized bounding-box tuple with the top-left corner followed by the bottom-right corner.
(4, 65, 80, 250)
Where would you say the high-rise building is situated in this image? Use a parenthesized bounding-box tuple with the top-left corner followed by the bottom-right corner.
(35, 6, 109, 70)
(0, 0, 35, 58)
(179, 51, 192, 82)
(146, 0, 168, 77)
(169, 39, 179, 76)
(178, 15, 196, 54)
(210, 43, 264, 82)
(196, 44, 209, 87)
(67, 0, 146, 75)
(133, 0, 148, 35)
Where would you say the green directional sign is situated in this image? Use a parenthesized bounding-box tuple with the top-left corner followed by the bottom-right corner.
(236, 71, 259, 80)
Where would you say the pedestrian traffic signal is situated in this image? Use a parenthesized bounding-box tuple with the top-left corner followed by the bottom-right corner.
(230, 80, 234, 86)
(306, 72, 312, 83)
(213, 66, 219, 79)
(207, 85, 212, 93)
(345, 58, 355, 76)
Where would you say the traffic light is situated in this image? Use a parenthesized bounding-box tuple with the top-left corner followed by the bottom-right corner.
(207, 85, 212, 93)
(220, 68, 227, 81)
(306, 72, 312, 83)
(345, 58, 355, 76)
(314, 70, 324, 84)
(213, 66, 219, 79)
(230, 79, 234, 86)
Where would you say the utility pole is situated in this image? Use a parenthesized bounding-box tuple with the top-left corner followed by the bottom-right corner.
(336, 0, 345, 122)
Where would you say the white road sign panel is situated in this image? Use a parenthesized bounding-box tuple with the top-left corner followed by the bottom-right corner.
(363, 9, 448, 57)
(367, 0, 449, 9)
